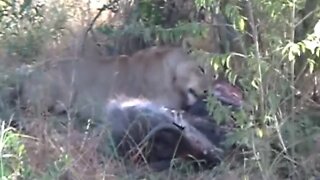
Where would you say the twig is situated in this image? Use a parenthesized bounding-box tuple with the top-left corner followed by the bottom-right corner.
(290, 0, 296, 130)
(244, 0, 260, 59)
(80, 0, 119, 55)
(87, 0, 119, 34)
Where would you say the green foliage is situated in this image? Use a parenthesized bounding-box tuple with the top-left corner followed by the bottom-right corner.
(137, 0, 164, 26)
(0, 0, 319, 178)
(223, 3, 247, 32)
(0, 66, 22, 123)
(190, 0, 320, 178)
(297, 28, 320, 72)
(194, 0, 216, 9)
(97, 21, 208, 48)
(0, 120, 72, 179)
(0, 0, 68, 62)
(0, 122, 32, 179)
(39, 153, 71, 180)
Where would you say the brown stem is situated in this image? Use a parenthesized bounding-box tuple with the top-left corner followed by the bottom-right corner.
(81, 0, 119, 55)
(244, 0, 264, 116)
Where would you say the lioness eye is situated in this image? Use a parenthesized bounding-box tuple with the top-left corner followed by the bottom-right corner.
(213, 74, 218, 79)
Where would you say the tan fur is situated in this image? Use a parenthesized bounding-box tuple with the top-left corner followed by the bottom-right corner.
(19, 46, 210, 117)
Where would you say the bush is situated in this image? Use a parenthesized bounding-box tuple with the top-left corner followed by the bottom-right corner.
(0, 0, 68, 63)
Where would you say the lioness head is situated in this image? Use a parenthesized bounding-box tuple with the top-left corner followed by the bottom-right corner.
(174, 60, 210, 108)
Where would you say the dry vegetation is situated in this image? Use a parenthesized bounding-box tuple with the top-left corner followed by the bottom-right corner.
(1, 0, 320, 179)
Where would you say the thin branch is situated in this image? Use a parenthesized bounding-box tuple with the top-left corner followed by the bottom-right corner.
(244, 0, 260, 59)
(244, 0, 264, 116)
(290, 1, 296, 144)
(294, 10, 315, 29)
(80, 0, 119, 55)
(87, 0, 119, 34)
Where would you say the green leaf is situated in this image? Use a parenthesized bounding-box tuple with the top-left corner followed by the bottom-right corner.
(213, 61, 219, 71)
(251, 78, 260, 90)
(256, 128, 264, 138)
(316, 48, 320, 57)
(304, 40, 318, 54)
(238, 17, 246, 32)
(307, 58, 315, 74)
(282, 42, 292, 55)
(297, 42, 306, 53)
(314, 19, 320, 36)
(226, 54, 232, 69)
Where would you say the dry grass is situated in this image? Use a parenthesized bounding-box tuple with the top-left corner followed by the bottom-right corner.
(17, 113, 246, 180)
(21, 114, 129, 179)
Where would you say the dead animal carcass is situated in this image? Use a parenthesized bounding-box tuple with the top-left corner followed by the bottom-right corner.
(98, 97, 225, 171)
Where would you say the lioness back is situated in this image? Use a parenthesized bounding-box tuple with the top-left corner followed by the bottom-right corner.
(19, 46, 210, 118)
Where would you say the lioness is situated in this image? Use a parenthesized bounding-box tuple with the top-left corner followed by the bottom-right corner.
(18, 46, 210, 119)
